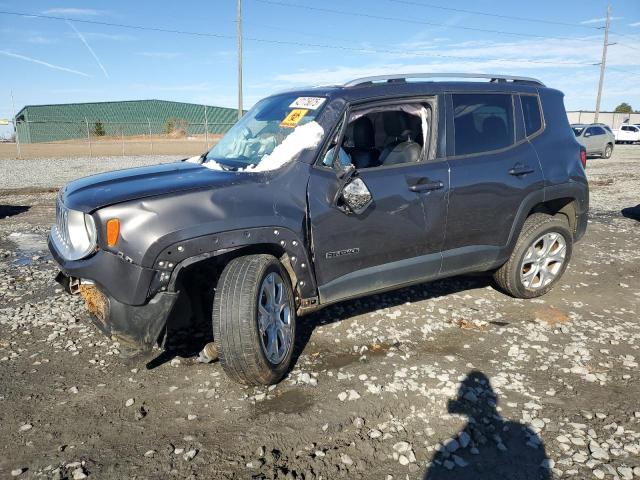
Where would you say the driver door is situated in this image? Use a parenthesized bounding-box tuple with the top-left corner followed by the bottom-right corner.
(307, 102, 449, 304)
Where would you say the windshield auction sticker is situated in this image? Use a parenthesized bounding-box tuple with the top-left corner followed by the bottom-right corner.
(289, 97, 326, 110)
(280, 108, 309, 128)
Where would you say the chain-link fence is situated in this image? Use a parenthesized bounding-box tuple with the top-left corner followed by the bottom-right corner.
(2, 118, 235, 160)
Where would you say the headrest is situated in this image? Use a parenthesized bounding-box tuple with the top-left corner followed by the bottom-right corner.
(383, 111, 409, 138)
(352, 116, 375, 149)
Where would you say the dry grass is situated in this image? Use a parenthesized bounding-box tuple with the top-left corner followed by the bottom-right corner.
(0, 134, 222, 160)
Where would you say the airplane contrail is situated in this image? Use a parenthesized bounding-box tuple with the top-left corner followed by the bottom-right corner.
(66, 20, 109, 79)
(0, 50, 91, 77)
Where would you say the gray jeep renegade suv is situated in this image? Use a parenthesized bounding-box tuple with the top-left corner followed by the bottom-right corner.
(49, 73, 589, 385)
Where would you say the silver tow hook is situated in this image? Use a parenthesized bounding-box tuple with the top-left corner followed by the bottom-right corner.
(69, 277, 81, 294)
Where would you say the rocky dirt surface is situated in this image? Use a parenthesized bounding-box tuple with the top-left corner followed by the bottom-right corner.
(0, 148, 639, 479)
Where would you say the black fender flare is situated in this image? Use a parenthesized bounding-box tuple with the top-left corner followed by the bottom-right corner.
(505, 181, 588, 254)
(151, 226, 319, 302)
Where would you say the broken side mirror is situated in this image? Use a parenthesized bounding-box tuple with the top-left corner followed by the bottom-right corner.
(338, 177, 373, 214)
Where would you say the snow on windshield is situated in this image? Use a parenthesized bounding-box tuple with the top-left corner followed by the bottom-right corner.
(200, 121, 324, 173)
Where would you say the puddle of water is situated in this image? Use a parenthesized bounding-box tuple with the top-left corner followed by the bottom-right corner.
(415, 331, 463, 356)
(7, 232, 49, 266)
(252, 389, 314, 417)
(310, 341, 398, 371)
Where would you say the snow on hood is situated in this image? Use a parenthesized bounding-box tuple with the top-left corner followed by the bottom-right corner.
(201, 121, 324, 173)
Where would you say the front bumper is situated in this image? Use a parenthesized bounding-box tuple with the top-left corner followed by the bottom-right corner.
(48, 235, 157, 306)
(56, 271, 178, 350)
(49, 234, 177, 350)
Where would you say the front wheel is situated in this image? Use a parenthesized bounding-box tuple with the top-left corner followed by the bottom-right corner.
(603, 144, 613, 158)
(493, 213, 573, 299)
(213, 254, 296, 385)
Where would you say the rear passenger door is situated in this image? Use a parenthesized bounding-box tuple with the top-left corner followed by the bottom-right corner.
(441, 92, 545, 275)
(583, 126, 602, 154)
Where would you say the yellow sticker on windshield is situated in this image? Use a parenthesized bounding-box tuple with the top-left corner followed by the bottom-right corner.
(280, 108, 308, 128)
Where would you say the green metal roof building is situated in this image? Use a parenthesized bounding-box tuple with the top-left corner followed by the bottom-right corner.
(14, 99, 240, 143)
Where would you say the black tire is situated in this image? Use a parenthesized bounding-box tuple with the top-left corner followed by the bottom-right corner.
(213, 254, 296, 385)
(603, 144, 613, 158)
(493, 213, 573, 299)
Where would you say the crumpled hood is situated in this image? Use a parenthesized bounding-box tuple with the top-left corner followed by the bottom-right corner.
(61, 161, 256, 212)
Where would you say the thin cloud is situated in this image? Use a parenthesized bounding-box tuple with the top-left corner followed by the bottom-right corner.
(629, 22, 640, 27)
(136, 52, 182, 59)
(0, 50, 90, 77)
(76, 32, 134, 41)
(66, 21, 109, 78)
(43, 8, 104, 16)
(580, 16, 623, 25)
(27, 35, 57, 45)
(130, 82, 214, 92)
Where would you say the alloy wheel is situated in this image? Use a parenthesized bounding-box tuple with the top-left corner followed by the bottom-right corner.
(520, 232, 567, 289)
(257, 272, 292, 364)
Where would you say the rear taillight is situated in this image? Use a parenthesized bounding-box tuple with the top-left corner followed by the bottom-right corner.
(579, 147, 587, 168)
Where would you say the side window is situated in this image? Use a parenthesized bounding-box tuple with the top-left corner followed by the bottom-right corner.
(520, 95, 543, 136)
(325, 103, 431, 169)
(592, 126, 605, 135)
(585, 127, 595, 135)
(452, 93, 515, 156)
(622, 126, 631, 131)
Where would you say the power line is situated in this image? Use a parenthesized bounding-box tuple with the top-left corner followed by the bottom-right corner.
(607, 66, 640, 77)
(386, 0, 601, 30)
(0, 9, 597, 67)
(608, 31, 640, 52)
(252, 0, 598, 43)
(2, 9, 637, 74)
(0, 10, 236, 40)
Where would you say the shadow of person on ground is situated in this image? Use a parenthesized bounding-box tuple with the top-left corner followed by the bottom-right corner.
(424, 371, 551, 480)
(621, 204, 640, 221)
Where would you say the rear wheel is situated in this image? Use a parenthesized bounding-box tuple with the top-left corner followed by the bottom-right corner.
(493, 213, 573, 299)
(603, 144, 613, 158)
(213, 254, 296, 385)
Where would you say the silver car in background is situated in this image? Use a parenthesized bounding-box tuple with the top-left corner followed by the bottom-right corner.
(571, 123, 615, 158)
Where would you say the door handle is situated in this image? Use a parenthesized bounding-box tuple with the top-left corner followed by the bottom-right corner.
(508, 165, 534, 176)
(408, 180, 444, 192)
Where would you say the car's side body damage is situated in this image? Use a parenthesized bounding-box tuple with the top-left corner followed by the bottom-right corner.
(50, 79, 589, 352)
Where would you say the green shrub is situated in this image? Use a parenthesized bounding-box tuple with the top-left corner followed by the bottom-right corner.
(93, 121, 106, 137)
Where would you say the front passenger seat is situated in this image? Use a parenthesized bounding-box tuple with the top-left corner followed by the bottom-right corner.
(349, 117, 379, 169)
(379, 112, 422, 165)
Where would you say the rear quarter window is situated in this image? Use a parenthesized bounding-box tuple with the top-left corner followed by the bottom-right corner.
(520, 94, 543, 137)
(452, 93, 515, 156)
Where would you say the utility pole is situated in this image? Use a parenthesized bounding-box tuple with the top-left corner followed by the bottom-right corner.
(237, 0, 243, 120)
(594, 5, 612, 123)
(10, 90, 21, 159)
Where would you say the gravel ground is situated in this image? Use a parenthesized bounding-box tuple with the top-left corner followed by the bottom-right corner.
(0, 156, 183, 190)
(0, 147, 639, 479)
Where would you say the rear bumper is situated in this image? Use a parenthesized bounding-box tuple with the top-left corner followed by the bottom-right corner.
(55, 271, 178, 350)
(574, 209, 588, 242)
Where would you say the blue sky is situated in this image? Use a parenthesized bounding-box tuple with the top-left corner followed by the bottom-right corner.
(1, 0, 639, 136)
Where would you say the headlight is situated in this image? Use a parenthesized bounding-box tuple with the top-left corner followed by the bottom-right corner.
(52, 199, 98, 260)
